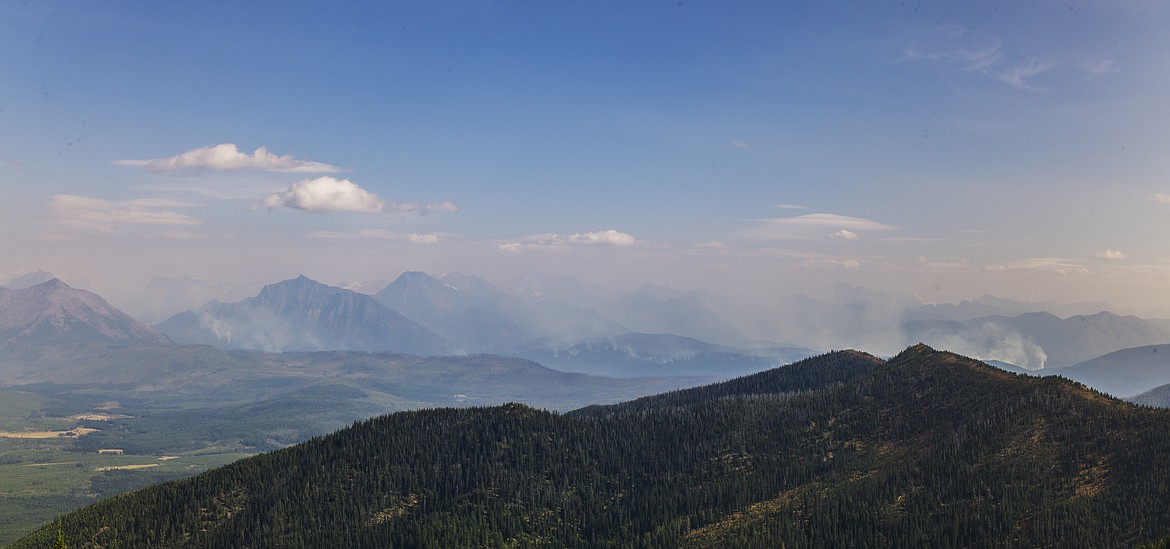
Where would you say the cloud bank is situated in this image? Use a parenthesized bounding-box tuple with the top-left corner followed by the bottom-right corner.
(118, 144, 344, 173)
(257, 177, 457, 215)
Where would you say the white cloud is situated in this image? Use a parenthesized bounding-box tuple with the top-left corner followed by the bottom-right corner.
(423, 201, 460, 214)
(256, 177, 456, 215)
(497, 243, 524, 254)
(744, 213, 897, 240)
(306, 229, 442, 244)
(570, 229, 636, 246)
(774, 203, 808, 210)
(47, 195, 202, 232)
(405, 233, 440, 244)
(732, 140, 749, 151)
(117, 144, 344, 173)
(259, 177, 385, 213)
(1094, 249, 1128, 260)
(497, 229, 638, 252)
(1152, 193, 1170, 205)
(801, 258, 861, 270)
(830, 229, 860, 240)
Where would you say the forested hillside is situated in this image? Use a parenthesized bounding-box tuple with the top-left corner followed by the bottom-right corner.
(16, 346, 1170, 548)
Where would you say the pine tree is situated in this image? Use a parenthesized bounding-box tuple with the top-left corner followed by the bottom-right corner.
(53, 520, 67, 549)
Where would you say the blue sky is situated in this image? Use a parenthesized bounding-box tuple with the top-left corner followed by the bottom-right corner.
(3, 1, 1170, 313)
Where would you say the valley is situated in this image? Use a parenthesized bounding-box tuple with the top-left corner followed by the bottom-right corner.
(1, 272, 1170, 545)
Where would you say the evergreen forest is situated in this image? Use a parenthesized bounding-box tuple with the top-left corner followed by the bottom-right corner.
(14, 345, 1170, 548)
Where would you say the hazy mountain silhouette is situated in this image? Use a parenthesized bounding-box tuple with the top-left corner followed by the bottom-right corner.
(1, 271, 58, 290)
(157, 276, 449, 355)
(905, 310, 1169, 369)
(1058, 344, 1170, 398)
(374, 272, 533, 353)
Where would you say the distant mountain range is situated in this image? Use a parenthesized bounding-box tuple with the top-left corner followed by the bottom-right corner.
(4, 270, 1170, 393)
(152, 271, 778, 378)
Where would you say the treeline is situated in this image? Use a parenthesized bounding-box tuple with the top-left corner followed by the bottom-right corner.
(15, 346, 1170, 547)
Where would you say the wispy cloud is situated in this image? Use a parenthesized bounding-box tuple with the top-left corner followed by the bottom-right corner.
(731, 140, 750, 151)
(830, 229, 860, 241)
(307, 229, 442, 244)
(255, 176, 457, 215)
(1152, 193, 1170, 205)
(1094, 249, 1128, 260)
(902, 39, 1003, 72)
(142, 230, 210, 240)
(1079, 57, 1118, 77)
(139, 182, 287, 200)
(117, 144, 345, 173)
(986, 258, 1089, 275)
(423, 201, 460, 214)
(998, 58, 1055, 92)
(902, 25, 1055, 93)
(774, 203, 808, 210)
(497, 229, 637, 253)
(801, 258, 861, 270)
(744, 213, 897, 240)
(47, 195, 202, 232)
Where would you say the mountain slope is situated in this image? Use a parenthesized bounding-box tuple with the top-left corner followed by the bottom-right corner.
(518, 332, 812, 378)
(374, 271, 533, 353)
(1060, 344, 1170, 398)
(0, 279, 171, 354)
(19, 346, 1170, 548)
(156, 276, 449, 355)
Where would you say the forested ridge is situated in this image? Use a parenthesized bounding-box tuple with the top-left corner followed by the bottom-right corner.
(14, 345, 1170, 548)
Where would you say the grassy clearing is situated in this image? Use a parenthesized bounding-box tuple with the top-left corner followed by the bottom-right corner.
(0, 427, 99, 439)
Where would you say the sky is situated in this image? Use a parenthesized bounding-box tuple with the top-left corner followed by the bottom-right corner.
(2, 1, 1170, 315)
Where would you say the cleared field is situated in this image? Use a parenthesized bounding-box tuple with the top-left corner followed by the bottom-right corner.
(95, 464, 159, 472)
(0, 427, 99, 439)
(69, 413, 132, 421)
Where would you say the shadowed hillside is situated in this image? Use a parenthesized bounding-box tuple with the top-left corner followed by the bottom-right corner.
(15, 346, 1170, 548)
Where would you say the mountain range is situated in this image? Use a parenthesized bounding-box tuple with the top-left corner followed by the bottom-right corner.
(4, 270, 1169, 394)
(17, 345, 1170, 547)
(157, 275, 450, 355)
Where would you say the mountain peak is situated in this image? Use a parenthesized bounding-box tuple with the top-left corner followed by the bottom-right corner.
(0, 280, 172, 349)
(892, 343, 939, 362)
(2, 271, 58, 289)
(157, 276, 449, 355)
